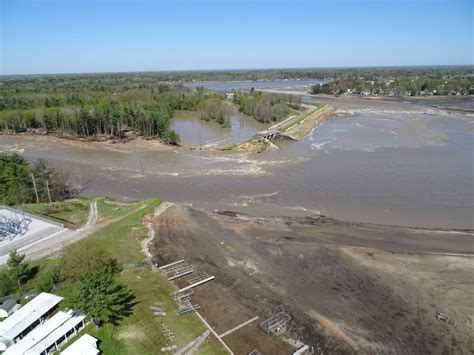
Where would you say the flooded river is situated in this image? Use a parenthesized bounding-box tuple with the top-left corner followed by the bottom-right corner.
(1, 96, 473, 229)
(171, 112, 267, 147)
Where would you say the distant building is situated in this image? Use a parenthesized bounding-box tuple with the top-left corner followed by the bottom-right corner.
(62, 334, 100, 355)
(0, 299, 20, 318)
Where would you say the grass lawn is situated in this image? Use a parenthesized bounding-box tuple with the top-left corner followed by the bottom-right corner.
(19, 198, 92, 228)
(96, 198, 147, 220)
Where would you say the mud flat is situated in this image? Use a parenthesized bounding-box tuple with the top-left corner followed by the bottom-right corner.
(150, 204, 474, 354)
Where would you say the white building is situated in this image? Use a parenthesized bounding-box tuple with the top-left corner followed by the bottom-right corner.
(0, 292, 62, 351)
(61, 334, 99, 355)
(4, 310, 85, 355)
(25, 312, 86, 355)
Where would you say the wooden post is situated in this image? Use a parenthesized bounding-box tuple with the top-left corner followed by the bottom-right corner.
(45, 180, 52, 204)
(31, 173, 40, 203)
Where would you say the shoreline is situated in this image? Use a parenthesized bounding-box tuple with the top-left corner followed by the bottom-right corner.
(0, 132, 176, 153)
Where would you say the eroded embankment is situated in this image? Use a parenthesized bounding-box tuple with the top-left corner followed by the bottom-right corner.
(150, 204, 474, 354)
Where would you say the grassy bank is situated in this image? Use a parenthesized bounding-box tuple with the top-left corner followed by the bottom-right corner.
(14, 198, 226, 354)
(280, 104, 324, 132)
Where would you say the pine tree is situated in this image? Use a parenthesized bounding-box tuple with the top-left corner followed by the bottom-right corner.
(7, 250, 30, 288)
(67, 263, 134, 327)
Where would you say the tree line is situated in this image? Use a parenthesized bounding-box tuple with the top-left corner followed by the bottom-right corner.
(0, 84, 214, 144)
(2, 66, 471, 88)
(0, 153, 70, 205)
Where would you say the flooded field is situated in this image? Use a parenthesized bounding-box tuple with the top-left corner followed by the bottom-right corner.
(1, 97, 473, 229)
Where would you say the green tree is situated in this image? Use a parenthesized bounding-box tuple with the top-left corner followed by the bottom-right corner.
(0, 153, 33, 205)
(37, 265, 59, 292)
(66, 263, 134, 327)
(0, 271, 14, 297)
(59, 239, 116, 280)
(7, 250, 30, 288)
(31, 158, 69, 202)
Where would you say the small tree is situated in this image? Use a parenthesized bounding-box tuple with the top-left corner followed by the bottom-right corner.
(66, 263, 134, 327)
(7, 250, 30, 288)
(37, 266, 59, 292)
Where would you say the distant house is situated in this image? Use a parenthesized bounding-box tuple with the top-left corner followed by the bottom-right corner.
(0, 299, 20, 318)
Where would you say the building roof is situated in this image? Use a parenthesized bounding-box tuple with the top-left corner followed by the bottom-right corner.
(62, 334, 99, 355)
(0, 299, 17, 313)
(0, 292, 62, 341)
(3, 310, 73, 355)
(25, 313, 85, 355)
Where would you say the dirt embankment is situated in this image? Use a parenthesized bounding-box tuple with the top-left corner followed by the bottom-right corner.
(284, 105, 336, 140)
(0, 133, 175, 152)
(150, 204, 474, 354)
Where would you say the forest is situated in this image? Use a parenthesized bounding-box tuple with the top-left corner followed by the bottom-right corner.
(0, 81, 212, 144)
(0, 74, 302, 140)
(233, 90, 301, 123)
(3, 65, 471, 82)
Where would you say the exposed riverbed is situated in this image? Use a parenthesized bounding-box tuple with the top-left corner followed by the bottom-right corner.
(1, 96, 472, 229)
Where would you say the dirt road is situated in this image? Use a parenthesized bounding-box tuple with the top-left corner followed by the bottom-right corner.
(150, 204, 474, 354)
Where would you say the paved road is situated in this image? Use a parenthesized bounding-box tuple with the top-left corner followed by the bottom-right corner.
(0, 201, 98, 265)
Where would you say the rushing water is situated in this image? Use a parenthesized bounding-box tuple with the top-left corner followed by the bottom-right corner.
(1, 97, 473, 229)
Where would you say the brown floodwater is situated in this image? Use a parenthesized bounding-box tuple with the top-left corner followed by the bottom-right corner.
(170, 112, 267, 147)
(1, 97, 473, 229)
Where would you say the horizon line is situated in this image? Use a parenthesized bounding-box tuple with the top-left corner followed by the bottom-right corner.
(1, 64, 473, 78)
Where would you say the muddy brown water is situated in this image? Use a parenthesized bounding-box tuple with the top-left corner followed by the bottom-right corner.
(170, 112, 267, 147)
(1, 97, 473, 229)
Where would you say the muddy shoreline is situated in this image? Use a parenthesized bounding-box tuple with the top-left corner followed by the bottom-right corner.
(150, 203, 474, 354)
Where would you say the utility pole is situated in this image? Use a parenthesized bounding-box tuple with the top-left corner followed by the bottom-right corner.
(31, 173, 39, 203)
(138, 158, 145, 177)
(45, 180, 52, 204)
(199, 124, 202, 150)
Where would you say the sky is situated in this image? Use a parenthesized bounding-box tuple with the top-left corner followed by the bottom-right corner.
(1, 0, 472, 75)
